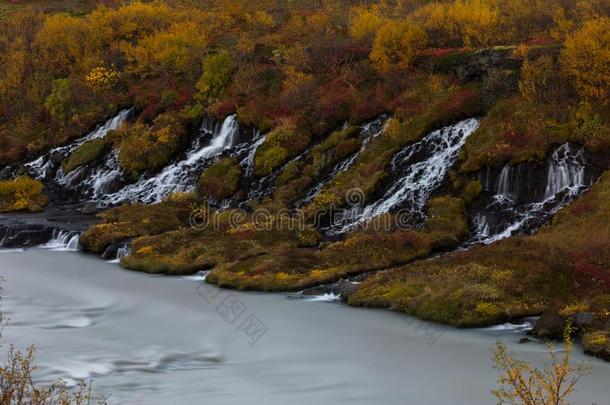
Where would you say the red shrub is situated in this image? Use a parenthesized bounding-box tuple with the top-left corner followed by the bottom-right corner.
(570, 253, 610, 289)
(351, 86, 386, 123)
(442, 89, 477, 115)
(502, 128, 531, 147)
(523, 35, 556, 46)
(420, 48, 463, 59)
(392, 96, 425, 117)
(570, 200, 594, 216)
(211, 99, 236, 118)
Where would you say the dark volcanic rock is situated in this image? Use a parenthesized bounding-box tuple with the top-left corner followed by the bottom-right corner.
(532, 311, 567, 341)
(0, 166, 13, 181)
(337, 279, 360, 301)
(0, 203, 100, 248)
(0, 223, 57, 248)
(300, 285, 333, 296)
(573, 312, 595, 330)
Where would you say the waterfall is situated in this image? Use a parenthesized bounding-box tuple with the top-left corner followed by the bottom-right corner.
(240, 133, 266, 178)
(544, 143, 586, 199)
(26, 108, 133, 179)
(41, 230, 80, 251)
(296, 116, 388, 207)
(109, 244, 131, 263)
(496, 166, 513, 197)
(330, 118, 480, 234)
(99, 114, 239, 205)
(469, 143, 591, 245)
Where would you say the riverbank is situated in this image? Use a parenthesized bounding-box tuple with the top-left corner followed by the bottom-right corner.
(2, 247, 610, 404)
(2, 197, 609, 363)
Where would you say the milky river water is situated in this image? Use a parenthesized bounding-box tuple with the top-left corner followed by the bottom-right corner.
(1, 248, 609, 404)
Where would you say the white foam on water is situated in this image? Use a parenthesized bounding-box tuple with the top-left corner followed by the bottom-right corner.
(182, 270, 209, 282)
(303, 293, 342, 302)
(40, 230, 80, 251)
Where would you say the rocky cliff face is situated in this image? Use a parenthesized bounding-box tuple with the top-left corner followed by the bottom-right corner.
(433, 45, 561, 81)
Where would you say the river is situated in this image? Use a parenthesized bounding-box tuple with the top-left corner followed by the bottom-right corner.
(1, 248, 609, 404)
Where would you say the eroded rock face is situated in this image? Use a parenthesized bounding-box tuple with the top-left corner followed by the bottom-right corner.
(434, 45, 560, 81)
(467, 143, 605, 245)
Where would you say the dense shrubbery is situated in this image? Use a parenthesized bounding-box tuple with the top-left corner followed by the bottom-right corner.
(115, 113, 187, 178)
(0, 176, 48, 213)
(1, 0, 608, 169)
(197, 158, 242, 201)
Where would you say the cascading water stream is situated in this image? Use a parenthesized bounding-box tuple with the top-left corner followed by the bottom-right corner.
(26, 109, 133, 180)
(544, 143, 586, 198)
(245, 146, 313, 203)
(109, 244, 131, 264)
(469, 143, 592, 245)
(99, 114, 239, 205)
(240, 133, 266, 178)
(40, 230, 81, 251)
(329, 119, 480, 234)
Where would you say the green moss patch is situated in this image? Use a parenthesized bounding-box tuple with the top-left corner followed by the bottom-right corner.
(62, 137, 111, 174)
(254, 125, 310, 177)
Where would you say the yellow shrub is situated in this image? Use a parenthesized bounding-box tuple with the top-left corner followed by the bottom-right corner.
(474, 302, 502, 318)
(559, 303, 589, 317)
(136, 246, 154, 255)
(0, 176, 48, 213)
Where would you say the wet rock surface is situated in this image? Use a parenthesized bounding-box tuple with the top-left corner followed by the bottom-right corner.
(0, 203, 98, 248)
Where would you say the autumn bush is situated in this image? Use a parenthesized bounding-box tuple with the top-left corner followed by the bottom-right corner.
(116, 113, 186, 179)
(0, 176, 48, 213)
(492, 331, 592, 405)
(197, 157, 242, 201)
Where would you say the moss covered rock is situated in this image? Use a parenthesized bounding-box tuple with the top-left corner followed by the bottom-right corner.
(116, 114, 187, 179)
(62, 137, 111, 174)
